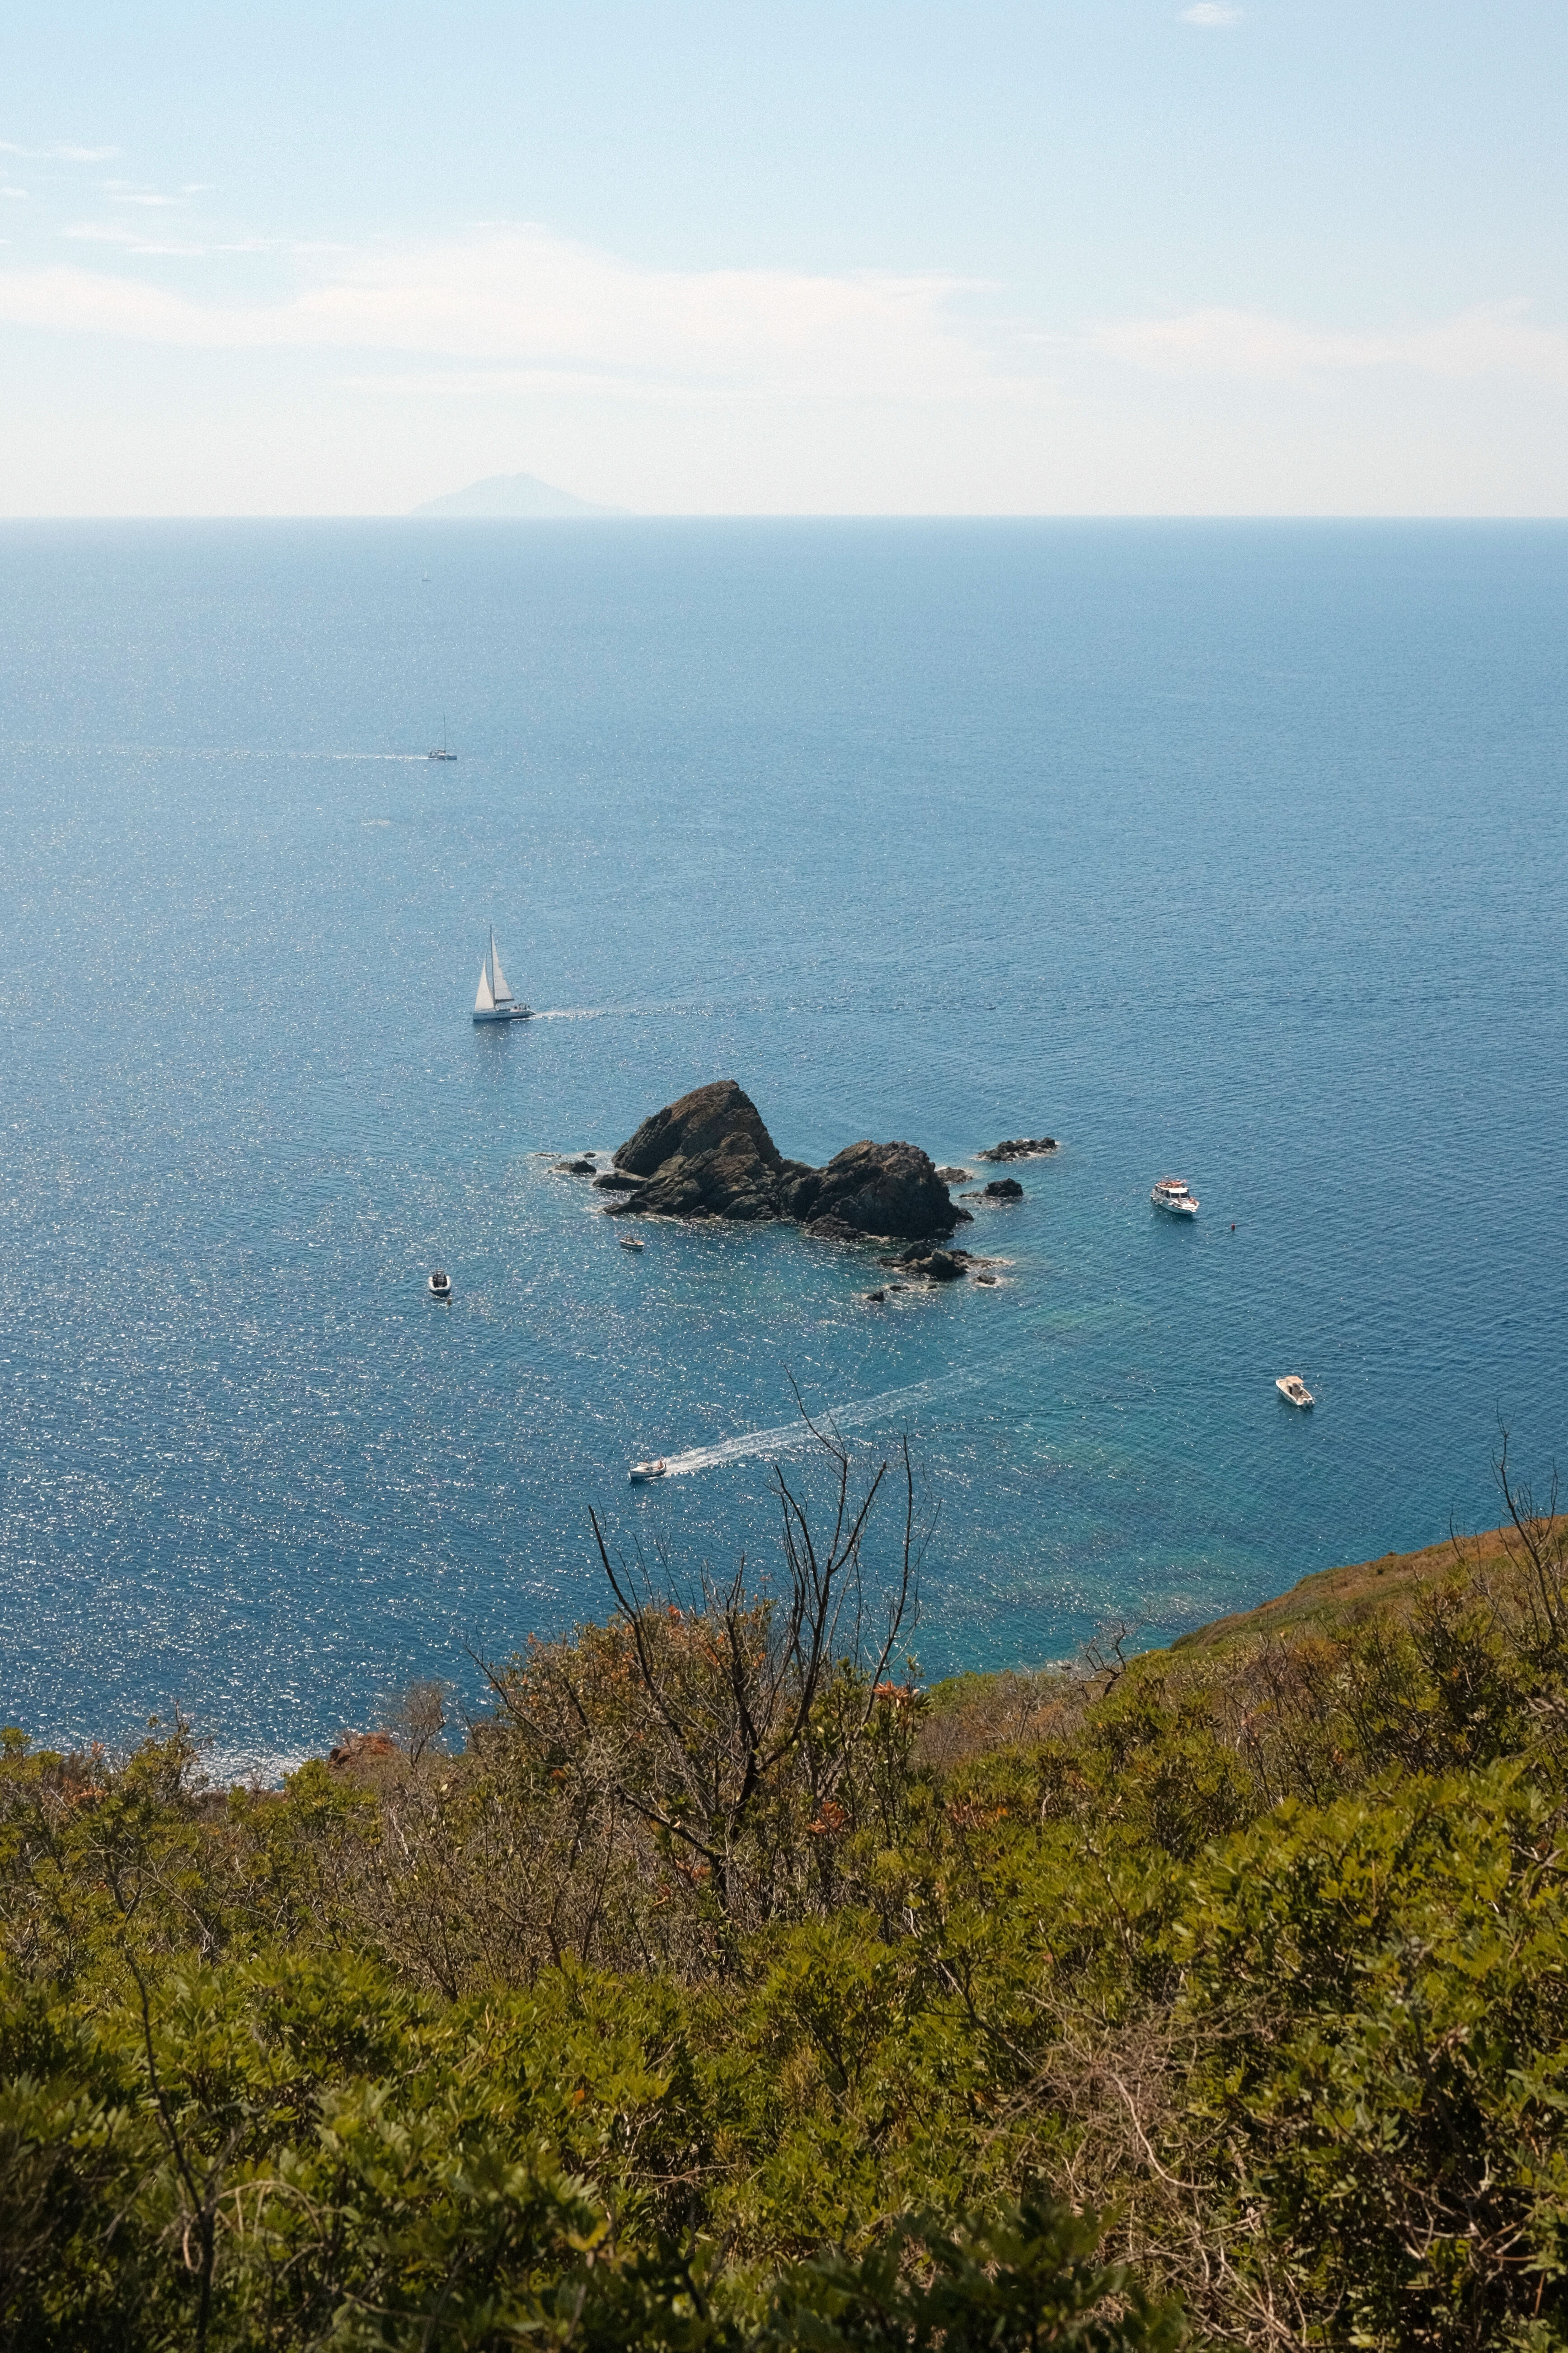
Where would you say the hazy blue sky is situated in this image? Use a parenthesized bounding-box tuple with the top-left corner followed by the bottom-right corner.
(3, 3, 1565, 513)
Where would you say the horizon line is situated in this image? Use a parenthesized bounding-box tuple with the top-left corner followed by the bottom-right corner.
(2, 510, 1567, 525)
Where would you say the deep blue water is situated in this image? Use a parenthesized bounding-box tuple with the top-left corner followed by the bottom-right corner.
(1, 519, 1565, 1777)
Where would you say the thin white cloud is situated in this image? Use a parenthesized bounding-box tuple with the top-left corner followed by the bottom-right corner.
(0, 223, 1001, 400)
(1089, 301, 1568, 385)
(0, 141, 117, 162)
(62, 221, 275, 258)
(0, 184, 27, 200)
(3, 221, 1563, 419)
(1180, 5, 1243, 23)
(64, 224, 203, 257)
(65, 221, 173, 244)
(104, 181, 207, 208)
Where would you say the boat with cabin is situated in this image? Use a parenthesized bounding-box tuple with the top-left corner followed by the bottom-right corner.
(473, 929, 533, 1023)
(1276, 1374, 1314, 1408)
(629, 1458, 667, 1482)
(429, 716, 457, 761)
(1151, 1177, 1199, 1216)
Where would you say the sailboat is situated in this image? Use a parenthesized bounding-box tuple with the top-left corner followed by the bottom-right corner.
(473, 928, 533, 1023)
(428, 715, 457, 761)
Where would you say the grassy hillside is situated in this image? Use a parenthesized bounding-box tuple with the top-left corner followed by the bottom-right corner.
(4, 1443, 1567, 2349)
(1169, 1522, 1521, 1656)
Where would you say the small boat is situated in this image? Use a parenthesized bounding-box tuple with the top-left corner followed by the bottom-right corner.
(429, 715, 457, 761)
(629, 1458, 667, 1482)
(473, 927, 533, 1023)
(1151, 1177, 1199, 1216)
(1276, 1374, 1314, 1408)
(619, 1236, 645, 1251)
(427, 1270, 452, 1299)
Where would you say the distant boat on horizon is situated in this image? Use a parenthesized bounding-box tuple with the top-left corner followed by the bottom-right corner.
(429, 715, 457, 761)
(473, 927, 532, 1023)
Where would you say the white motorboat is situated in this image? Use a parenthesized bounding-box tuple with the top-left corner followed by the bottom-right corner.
(473, 928, 533, 1023)
(427, 1269, 452, 1299)
(1151, 1177, 1199, 1216)
(1276, 1374, 1314, 1408)
(429, 715, 457, 761)
(619, 1237, 646, 1251)
(629, 1458, 667, 1482)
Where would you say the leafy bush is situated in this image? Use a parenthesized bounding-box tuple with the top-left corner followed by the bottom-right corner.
(7, 1446, 1568, 2346)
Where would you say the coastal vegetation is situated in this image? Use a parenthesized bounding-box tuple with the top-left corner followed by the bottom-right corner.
(5, 1431, 1568, 2348)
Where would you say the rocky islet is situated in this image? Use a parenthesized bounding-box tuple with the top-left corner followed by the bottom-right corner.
(602, 1080, 969, 1241)
(548, 1081, 1048, 1287)
(977, 1136, 1057, 1161)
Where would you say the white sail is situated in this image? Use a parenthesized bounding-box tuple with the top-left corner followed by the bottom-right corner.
(474, 960, 494, 1013)
(489, 941, 512, 1002)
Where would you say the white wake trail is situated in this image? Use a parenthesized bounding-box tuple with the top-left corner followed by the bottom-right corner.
(660, 1365, 984, 1478)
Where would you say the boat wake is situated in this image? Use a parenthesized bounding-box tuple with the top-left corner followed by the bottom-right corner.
(658, 1366, 984, 1479)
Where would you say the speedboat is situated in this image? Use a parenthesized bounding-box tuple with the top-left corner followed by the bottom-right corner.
(619, 1237, 646, 1251)
(427, 1270, 452, 1299)
(1276, 1374, 1314, 1408)
(1151, 1177, 1199, 1216)
(629, 1458, 667, 1482)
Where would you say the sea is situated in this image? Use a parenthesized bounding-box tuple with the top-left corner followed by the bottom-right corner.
(1, 518, 1565, 1781)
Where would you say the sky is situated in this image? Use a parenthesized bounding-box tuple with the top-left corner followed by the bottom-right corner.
(1, 2, 1565, 516)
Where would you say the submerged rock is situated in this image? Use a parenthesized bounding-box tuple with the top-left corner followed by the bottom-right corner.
(607, 1080, 964, 1239)
(556, 1158, 597, 1176)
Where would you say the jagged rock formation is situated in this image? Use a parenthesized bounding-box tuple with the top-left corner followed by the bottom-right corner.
(605, 1080, 965, 1240)
(611, 1080, 797, 1222)
(888, 1243, 969, 1281)
(977, 1136, 1057, 1161)
(785, 1139, 967, 1241)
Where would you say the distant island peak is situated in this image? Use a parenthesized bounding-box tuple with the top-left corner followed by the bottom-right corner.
(410, 471, 625, 519)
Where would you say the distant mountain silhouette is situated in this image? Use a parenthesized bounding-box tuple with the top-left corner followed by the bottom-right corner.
(411, 471, 624, 518)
